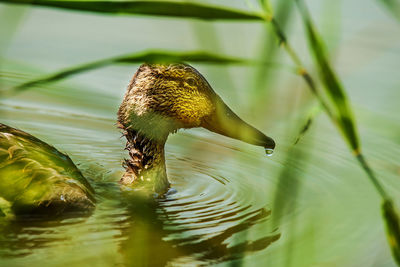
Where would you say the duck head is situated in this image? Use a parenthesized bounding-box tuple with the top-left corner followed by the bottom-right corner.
(118, 63, 275, 194)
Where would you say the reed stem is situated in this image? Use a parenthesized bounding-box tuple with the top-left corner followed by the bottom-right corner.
(356, 154, 389, 200)
(264, 11, 337, 130)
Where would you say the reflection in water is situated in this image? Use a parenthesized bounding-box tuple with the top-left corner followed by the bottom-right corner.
(118, 186, 280, 266)
(2, 98, 398, 266)
(0, 103, 281, 265)
(0, 166, 280, 266)
(0, 216, 88, 258)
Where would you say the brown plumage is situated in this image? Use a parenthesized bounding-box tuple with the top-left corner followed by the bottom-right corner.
(118, 63, 275, 195)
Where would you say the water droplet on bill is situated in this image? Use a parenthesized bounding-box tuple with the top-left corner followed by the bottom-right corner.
(265, 148, 274, 156)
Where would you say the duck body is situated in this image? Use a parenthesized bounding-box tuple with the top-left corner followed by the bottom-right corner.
(0, 63, 274, 214)
(118, 63, 275, 195)
(0, 123, 95, 216)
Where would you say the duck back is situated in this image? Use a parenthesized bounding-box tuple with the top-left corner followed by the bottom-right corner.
(0, 123, 95, 216)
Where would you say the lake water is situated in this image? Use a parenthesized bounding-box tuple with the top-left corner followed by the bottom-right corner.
(1, 1, 400, 266)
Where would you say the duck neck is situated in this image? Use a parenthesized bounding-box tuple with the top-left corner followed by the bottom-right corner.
(120, 128, 170, 194)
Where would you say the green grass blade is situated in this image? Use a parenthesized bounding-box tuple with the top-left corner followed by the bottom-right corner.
(295, 0, 359, 153)
(270, 139, 314, 266)
(252, 0, 294, 105)
(378, 0, 400, 21)
(4, 50, 250, 93)
(295, 1, 400, 265)
(261, 1, 399, 264)
(262, 1, 336, 124)
(0, 0, 263, 21)
(191, 22, 239, 101)
(293, 104, 322, 145)
(383, 200, 400, 265)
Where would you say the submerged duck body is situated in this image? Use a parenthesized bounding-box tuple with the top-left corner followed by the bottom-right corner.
(0, 123, 95, 215)
(118, 63, 275, 194)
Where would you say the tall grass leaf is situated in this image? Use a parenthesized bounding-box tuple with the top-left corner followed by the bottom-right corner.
(191, 22, 239, 100)
(378, 0, 400, 22)
(6, 50, 250, 93)
(0, 6, 26, 103)
(356, 151, 400, 266)
(261, 0, 336, 122)
(296, 2, 400, 265)
(293, 104, 322, 145)
(0, 6, 26, 56)
(270, 140, 311, 266)
(295, 0, 359, 153)
(252, 0, 294, 105)
(0, 0, 263, 21)
(383, 200, 400, 265)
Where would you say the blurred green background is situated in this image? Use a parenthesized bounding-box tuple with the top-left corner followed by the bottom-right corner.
(0, 0, 400, 266)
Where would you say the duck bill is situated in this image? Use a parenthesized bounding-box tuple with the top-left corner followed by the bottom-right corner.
(201, 96, 275, 151)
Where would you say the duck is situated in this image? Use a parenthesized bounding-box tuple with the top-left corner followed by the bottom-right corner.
(118, 63, 275, 195)
(0, 63, 275, 215)
(0, 123, 95, 216)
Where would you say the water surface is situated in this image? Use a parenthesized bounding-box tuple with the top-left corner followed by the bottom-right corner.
(1, 1, 400, 266)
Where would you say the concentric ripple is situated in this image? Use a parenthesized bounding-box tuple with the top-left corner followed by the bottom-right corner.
(0, 102, 282, 266)
(144, 149, 281, 264)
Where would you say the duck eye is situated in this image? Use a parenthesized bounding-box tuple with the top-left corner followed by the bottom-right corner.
(186, 78, 197, 86)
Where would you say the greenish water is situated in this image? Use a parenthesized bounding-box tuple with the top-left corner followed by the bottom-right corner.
(1, 1, 400, 266)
